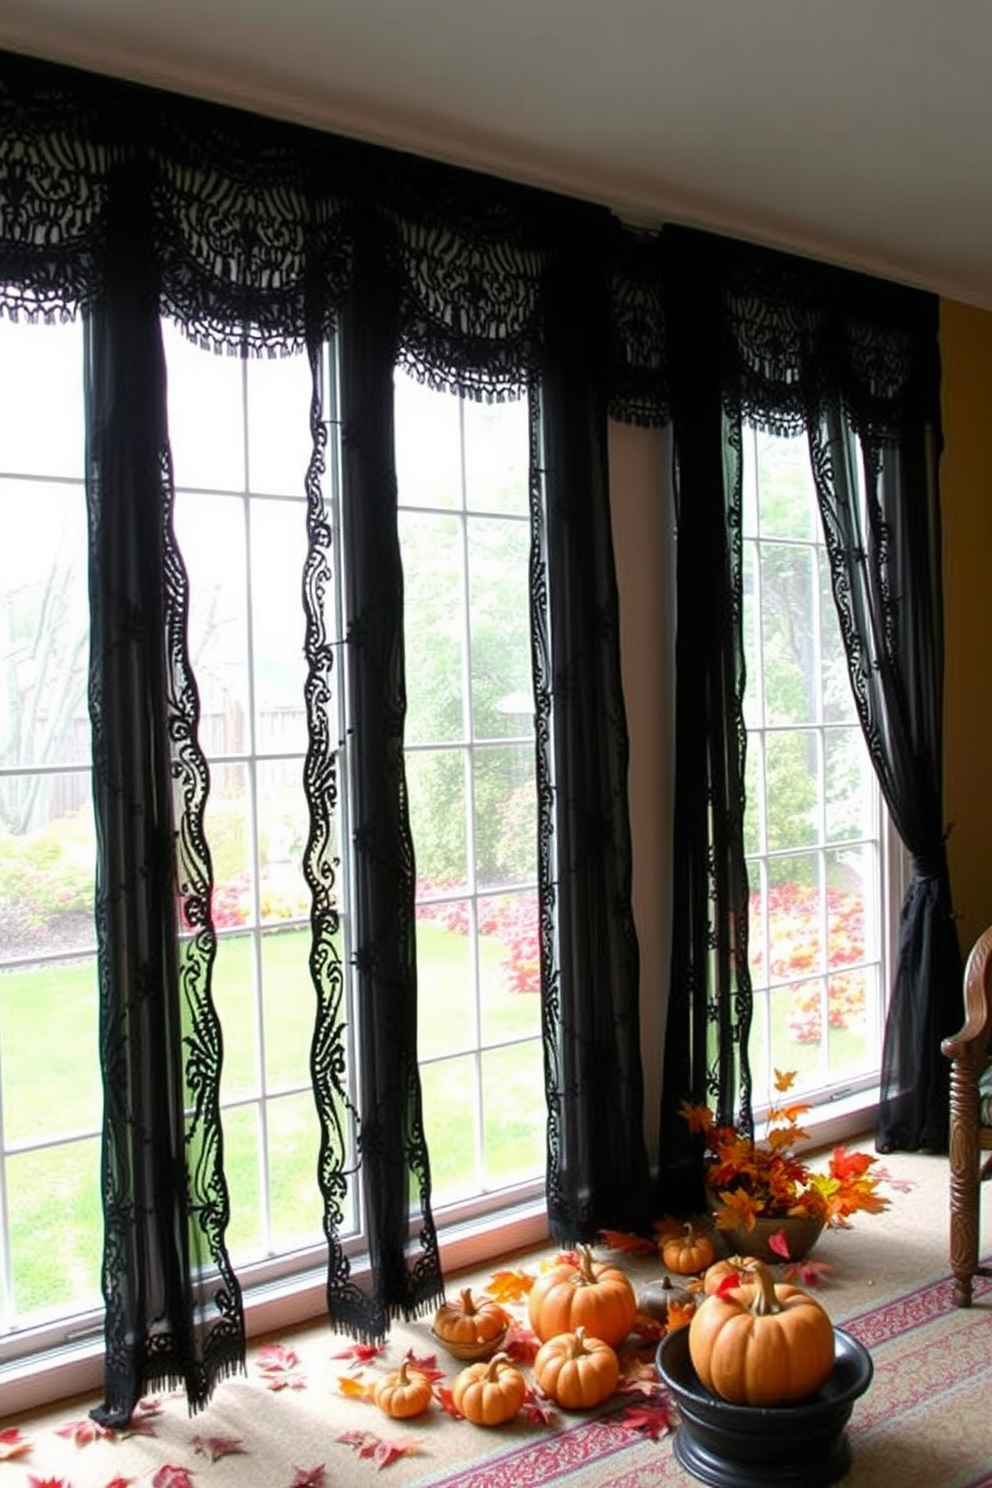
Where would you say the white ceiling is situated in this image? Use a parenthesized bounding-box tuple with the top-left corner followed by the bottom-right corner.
(2, 0, 991, 306)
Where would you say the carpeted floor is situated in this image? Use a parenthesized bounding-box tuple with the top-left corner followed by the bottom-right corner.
(2, 1150, 991, 1487)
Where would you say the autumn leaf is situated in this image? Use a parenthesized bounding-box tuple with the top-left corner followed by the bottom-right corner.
(338, 1373, 376, 1401)
(57, 1417, 111, 1446)
(336, 1430, 419, 1470)
(152, 1466, 196, 1488)
(287, 1465, 327, 1488)
(502, 1321, 541, 1364)
(631, 1312, 667, 1343)
(190, 1434, 247, 1462)
(616, 1357, 662, 1395)
(767, 1228, 792, 1260)
(678, 1098, 714, 1135)
(402, 1351, 445, 1383)
(784, 1257, 833, 1287)
(616, 1397, 673, 1440)
(520, 1388, 557, 1426)
(0, 1427, 32, 1460)
(597, 1229, 655, 1254)
(666, 1300, 696, 1331)
(27, 1478, 71, 1488)
(486, 1267, 534, 1303)
(329, 1341, 385, 1364)
(135, 1399, 163, 1418)
(773, 1068, 797, 1092)
(257, 1342, 306, 1390)
(102, 1479, 137, 1487)
(434, 1384, 463, 1419)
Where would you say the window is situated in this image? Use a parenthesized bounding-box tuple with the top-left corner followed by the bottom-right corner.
(741, 427, 900, 1114)
(0, 315, 101, 1356)
(0, 318, 543, 1366)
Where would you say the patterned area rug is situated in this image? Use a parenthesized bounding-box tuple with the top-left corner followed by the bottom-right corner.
(2, 1153, 991, 1488)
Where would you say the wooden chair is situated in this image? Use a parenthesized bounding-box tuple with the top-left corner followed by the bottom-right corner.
(941, 924, 992, 1306)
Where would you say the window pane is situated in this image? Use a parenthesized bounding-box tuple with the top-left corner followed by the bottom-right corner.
(164, 322, 246, 491)
(744, 425, 888, 1111)
(464, 395, 529, 516)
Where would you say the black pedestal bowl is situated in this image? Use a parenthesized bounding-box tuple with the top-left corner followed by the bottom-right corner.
(656, 1325, 873, 1488)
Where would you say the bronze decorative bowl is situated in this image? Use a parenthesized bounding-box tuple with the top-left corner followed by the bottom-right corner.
(656, 1325, 873, 1488)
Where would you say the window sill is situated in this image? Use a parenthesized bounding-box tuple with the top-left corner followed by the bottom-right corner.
(0, 1199, 550, 1420)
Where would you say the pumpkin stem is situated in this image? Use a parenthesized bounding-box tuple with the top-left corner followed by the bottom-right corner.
(459, 1286, 478, 1315)
(745, 1260, 782, 1316)
(571, 1325, 590, 1356)
(576, 1243, 597, 1283)
(397, 1358, 412, 1384)
(484, 1352, 513, 1378)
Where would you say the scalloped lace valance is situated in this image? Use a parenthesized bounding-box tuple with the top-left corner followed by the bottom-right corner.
(0, 48, 937, 440)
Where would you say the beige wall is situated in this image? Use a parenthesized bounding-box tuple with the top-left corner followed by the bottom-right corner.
(940, 299, 992, 958)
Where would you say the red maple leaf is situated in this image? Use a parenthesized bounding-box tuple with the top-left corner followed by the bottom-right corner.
(402, 1349, 445, 1383)
(57, 1417, 111, 1446)
(502, 1321, 540, 1364)
(0, 1427, 32, 1461)
(287, 1466, 326, 1488)
(336, 1430, 418, 1469)
(190, 1434, 247, 1462)
(520, 1387, 557, 1426)
(257, 1342, 306, 1390)
(102, 1478, 137, 1487)
(433, 1385, 463, 1419)
(617, 1397, 673, 1440)
(329, 1341, 385, 1364)
(27, 1478, 72, 1488)
(784, 1257, 833, 1287)
(152, 1467, 196, 1488)
(767, 1228, 792, 1260)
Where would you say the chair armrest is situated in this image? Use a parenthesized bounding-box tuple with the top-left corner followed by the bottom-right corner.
(942, 924, 992, 1061)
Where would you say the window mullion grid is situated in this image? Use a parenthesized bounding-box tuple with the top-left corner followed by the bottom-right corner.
(240, 352, 273, 1258)
(748, 445, 773, 1101)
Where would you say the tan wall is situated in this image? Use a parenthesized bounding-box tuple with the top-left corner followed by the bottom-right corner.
(940, 299, 992, 957)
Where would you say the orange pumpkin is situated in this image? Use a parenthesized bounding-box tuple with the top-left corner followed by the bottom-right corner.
(433, 1287, 509, 1348)
(372, 1358, 434, 1419)
(527, 1244, 637, 1347)
(451, 1351, 527, 1426)
(533, 1325, 619, 1409)
(662, 1222, 716, 1276)
(688, 1260, 835, 1406)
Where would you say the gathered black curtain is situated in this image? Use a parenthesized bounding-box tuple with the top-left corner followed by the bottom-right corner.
(655, 228, 958, 1203)
(531, 225, 653, 1240)
(657, 229, 753, 1216)
(802, 297, 962, 1152)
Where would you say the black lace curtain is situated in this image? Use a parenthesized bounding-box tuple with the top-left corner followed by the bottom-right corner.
(0, 47, 959, 1419)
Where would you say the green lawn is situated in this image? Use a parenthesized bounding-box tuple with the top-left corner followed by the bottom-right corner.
(0, 920, 869, 1321)
(0, 922, 543, 1318)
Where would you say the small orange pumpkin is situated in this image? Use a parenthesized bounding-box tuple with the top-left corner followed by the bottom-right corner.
(433, 1287, 509, 1348)
(662, 1222, 716, 1276)
(451, 1351, 527, 1426)
(688, 1260, 835, 1406)
(527, 1244, 637, 1346)
(372, 1358, 434, 1419)
(533, 1326, 619, 1409)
